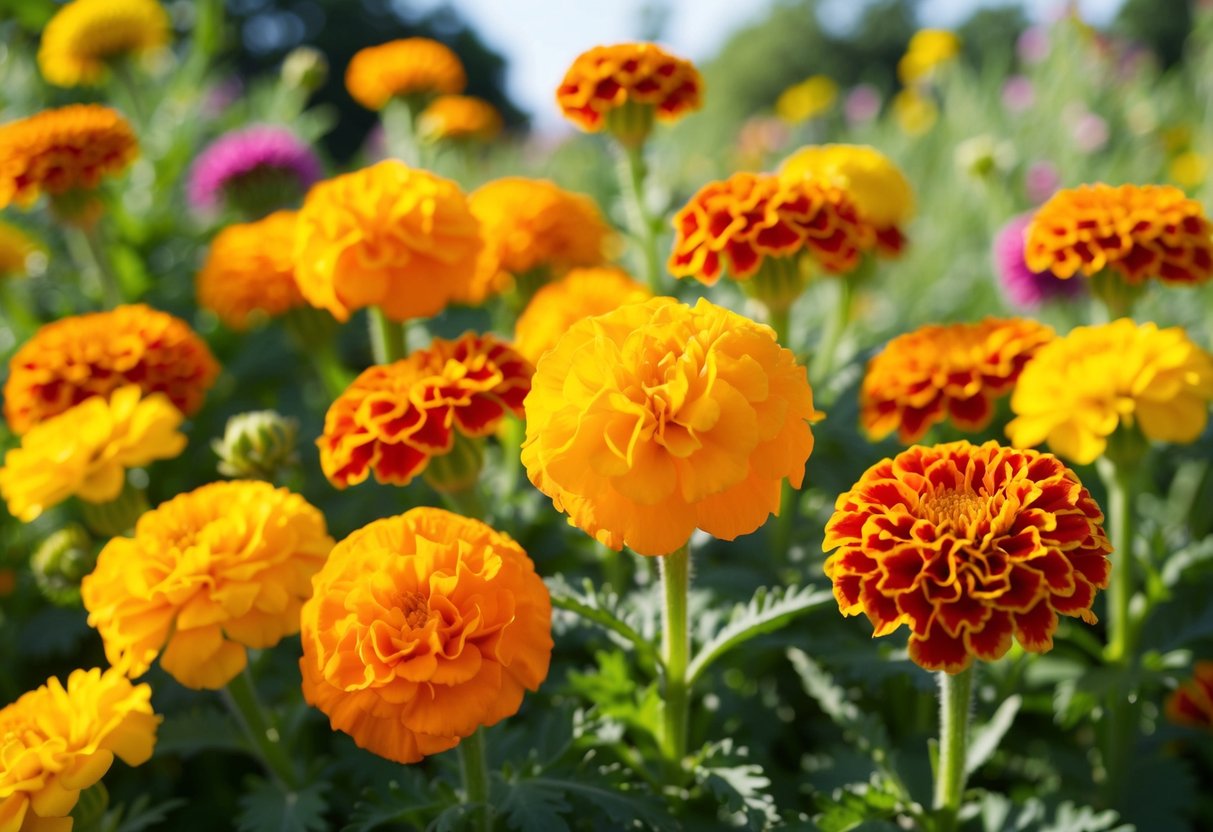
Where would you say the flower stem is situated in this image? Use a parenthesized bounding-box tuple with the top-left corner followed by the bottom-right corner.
(383, 97, 422, 167)
(283, 306, 351, 397)
(64, 225, 121, 308)
(771, 480, 798, 569)
(933, 667, 974, 832)
(809, 276, 853, 392)
(458, 728, 492, 832)
(223, 668, 299, 790)
(617, 143, 664, 293)
(368, 307, 407, 365)
(660, 543, 691, 781)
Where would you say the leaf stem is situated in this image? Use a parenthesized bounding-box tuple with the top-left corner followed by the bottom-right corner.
(660, 543, 691, 780)
(933, 667, 974, 832)
(458, 728, 492, 832)
(64, 224, 122, 308)
(222, 668, 299, 790)
(368, 307, 407, 365)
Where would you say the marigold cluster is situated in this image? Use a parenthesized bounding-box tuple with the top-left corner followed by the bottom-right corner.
(418, 95, 503, 142)
(197, 211, 306, 329)
(0, 105, 137, 210)
(513, 267, 651, 365)
(523, 296, 822, 556)
(861, 318, 1055, 444)
(294, 160, 481, 322)
(1024, 184, 1213, 287)
(0, 668, 159, 832)
(81, 481, 334, 690)
(319, 333, 531, 489)
(38, 0, 170, 87)
(1008, 319, 1213, 465)
(4, 303, 218, 434)
(823, 440, 1111, 673)
(1166, 662, 1213, 732)
(300, 508, 553, 763)
(345, 38, 466, 111)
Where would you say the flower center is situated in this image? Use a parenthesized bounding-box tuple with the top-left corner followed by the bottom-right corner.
(923, 488, 985, 527)
(396, 590, 431, 630)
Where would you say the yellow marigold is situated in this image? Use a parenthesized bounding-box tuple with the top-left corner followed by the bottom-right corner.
(4, 303, 219, 435)
(522, 296, 822, 556)
(81, 481, 334, 690)
(0, 386, 185, 523)
(196, 210, 305, 330)
(38, 0, 170, 87)
(775, 75, 838, 124)
(1166, 661, 1213, 732)
(418, 95, 503, 143)
(779, 144, 914, 255)
(0, 221, 44, 279)
(0, 668, 159, 832)
(892, 88, 938, 136)
(898, 29, 961, 84)
(1170, 151, 1208, 189)
(345, 38, 466, 111)
(300, 507, 552, 763)
(0, 105, 137, 211)
(824, 440, 1111, 673)
(1007, 319, 1213, 465)
(861, 318, 1055, 444)
(1024, 183, 1213, 287)
(319, 333, 531, 489)
(294, 160, 481, 322)
(513, 267, 651, 365)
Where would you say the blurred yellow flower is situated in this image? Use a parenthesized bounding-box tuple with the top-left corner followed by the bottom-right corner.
(418, 95, 503, 143)
(345, 38, 466, 110)
(775, 75, 838, 123)
(196, 210, 306, 330)
(898, 29, 961, 84)
(1170, 150, 1208, 189)
(892, 88, 938, 135)
(0, 221, 44, 279)
(38, 0, 170, 87)
(513, 267, 651, 365)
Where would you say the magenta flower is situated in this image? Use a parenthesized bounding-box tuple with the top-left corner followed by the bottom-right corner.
(187, 126, 323, 214)
(1017, 26, 1050, 64)
(1001, 76, 1035, 114)
(993, 213, 1083, 308)
(1024, 161, 1060, 204)
(844, 84, 882, 126)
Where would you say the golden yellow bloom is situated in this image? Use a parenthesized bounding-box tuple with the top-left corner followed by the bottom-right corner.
(460, 177, 613, 304)
(0, 105, 137, 211)
(776, 75, 838, 123)
(824, 441, 1110, 673)
(0, 668, 159, 832)
(513, 267, 651, 365)
(898, 29, 961, 84)
(5, 304, 219, 435)
(418, 95, 503, 143)
(1170, 151, 1208, 189)
(345, 38, 466, 111)
(523, 296, 822, 556)
(861, 318, 1055, 444)
(0, 386, 185, 523)
(1025, 184, 1213, 286)
(294, 160, 482, 322)
(892, 88, 938, 135)
(196, 210, 305, 330)
(38, 0, 169, 87)
(0, 221, 43, 279)
(81, 481, 333, 690)
(1008, 318, 1213, 464)
(300, 508, 552, 763)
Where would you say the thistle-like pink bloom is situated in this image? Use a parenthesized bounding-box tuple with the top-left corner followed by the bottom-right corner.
(187, 125, 322, 213)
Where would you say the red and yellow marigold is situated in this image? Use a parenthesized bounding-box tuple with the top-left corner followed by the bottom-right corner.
(345, 38, 466, 111)
(196, 210, 306, 330)
(513, 267, 651, 365)
(38, 0, 170, 87)
(1166, 662, 1213, 732)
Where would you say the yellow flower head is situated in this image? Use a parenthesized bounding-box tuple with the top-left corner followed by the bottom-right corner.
(294, 160, 482, 322)
(0, 386, 186, 522)
(0, 221, 44, 279)
(898, 29, 961, 84)
(513, 267, 651, 365)
(1008, 319, 1213, 464)
(522, 296, 823, 556)
(776, 75, 838, 124)
(38, 0, 170, 87)
(81, 480, 334, 690)
(0, 668, 159, 831)
(197, 210, 306, 330)
(418, 95, 503, 143)
(1170, 151, 1208, 189)
(345, 38, 466, 111)
(892, 88, 938, 136)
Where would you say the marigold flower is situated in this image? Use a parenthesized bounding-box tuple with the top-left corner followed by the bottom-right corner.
(418, 95, 503, 143)
(187, 126, 323, 215)
(513, 267, 651, 365)
(892, 88, 938, 136)
(4, 303, 218, 435)
(1024, 184, 1213, 287)
(1166, 662, 1213, 731)
(522, 296, 822, 556)
(0, 105, 137, 211)
(861, 318, 1055, 444)
(319, 333, 531, 489)
(0, 386, 186, 522)
(345, 38, 466, 111)
(300, 507, 552, 763)
(994, 214, 1084, 308)
(81, 481, 334, 690)
(197, 211, 305, 329)
(0, 221, 44, 279)
(823, 440, 1111, 673)
(37, 0, 169, 87)
(1007, 319, 1213, 465)
(0, 667, 159, 831)
(294, 160, 481, 322)
(898, 29, 961, 84)
(775, 75, 838, 124)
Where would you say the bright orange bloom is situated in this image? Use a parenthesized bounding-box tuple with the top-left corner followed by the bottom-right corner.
(81, 481, 334, 690)
(1024, 184, 1213, 286)
(345, 38, 466, 111)
(319, 333, 531, 488)
(38, 0, 170, 87)
(196, 210, 306, 330)
(300, 507, 552, 763)
(669, 172, 874, 285)
(0, 105, 137, 210)
(861, 318, 1055, 444)
(522, 296, 822, 556)
(4, 303, 219, 435)
(418, 95, 503, 142)
(294, 160, 482, 322)
(1166, 662, 1213, 731)
(823, 441, 1111, 673)
(513, 267, 651, 365)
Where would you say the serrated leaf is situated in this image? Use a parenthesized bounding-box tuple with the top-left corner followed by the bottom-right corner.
(787, 648, 891, 756)
(498, 780, 571, 832)
(527, 777, 675, 832)
(236, 777, 329, 832)
(966, 695, 1021, 776)
(696, 740, 780, 831)
(342, 775, 448, 832)
(108, 797, 187, 832)
(546, 576, 660, 673)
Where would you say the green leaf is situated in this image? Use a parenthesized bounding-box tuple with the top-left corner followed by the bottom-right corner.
(978, 793, 1131, 832)
(686, 585, 832, 685)
(695, 740, 780, 831)
(546, 576, 660, 674)
(107, 797, 187, 832)
(966, 695, 1021, 776)
(524, 777, 675, 832)
(236, 777, 329, 832)
(156, 707, 248, 757)
(498, 779, 571, 832)
(342, 775, 450, 832)
(787, 648, 891, 758)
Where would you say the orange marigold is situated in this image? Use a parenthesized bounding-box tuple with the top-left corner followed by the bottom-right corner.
(0, 104, 137, 210)
(38, 0, 170, 87)
(345, 38, 466, 111)
(319, 333, 531, 489)
(294, 160, 482, 322)
(300, 507, 552, 763)
(823, 440, 1111, 673)
(1166, 661, 1213, 731)
(197, 210, 305, 330)
(513, 267, 651, 365)
(861, 318, 1055, 444)
(418, 95, 503, 142)
(4, 303, 219, 435)
(522, 296, 822, 556)
(1024, 183, 1213, 286)
(81, 481, 334, 690)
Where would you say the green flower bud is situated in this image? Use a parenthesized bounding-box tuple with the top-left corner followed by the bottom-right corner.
(281, 46, 329, 93)
(423, 431, 485, 495)
(31, 524, 95, 607)
(212, 410, 300, 481)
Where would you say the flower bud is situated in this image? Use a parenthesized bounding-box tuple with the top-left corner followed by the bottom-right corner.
(212, 410, 300, 481)
(31, 524, 95, 607)
(281, 46, 329, 93)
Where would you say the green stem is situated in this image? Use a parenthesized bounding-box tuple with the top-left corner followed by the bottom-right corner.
(617, 143, 663, 293)
(771, 480, 798, 570)
(933, 667, 974, 832)
(499, 416, 524, 488)
(283, 307, 350, 397)
(458, 728, 492, 832)
(111, 59, 150, 128)
(383, 97, 422, 167)
(368, 307, 407, 365)
(660, 544, 691, 780)
(809, 276, 853, 392)
(438, 483, 487, 520)
(64, 225, 121, 308)
(768, 305, 791, 347)
(223, 668, 299, 790)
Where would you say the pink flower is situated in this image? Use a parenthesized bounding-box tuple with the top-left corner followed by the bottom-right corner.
(1001, 76, 1035, 113)
(1071, 111, 1109, 154)
(1024, 161, 1060, 204)
(187, 126, 323, 214)
(994, 214, 1083, 308)
(844, 84, 882, 126)
(1017, 26, 1050, 64)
